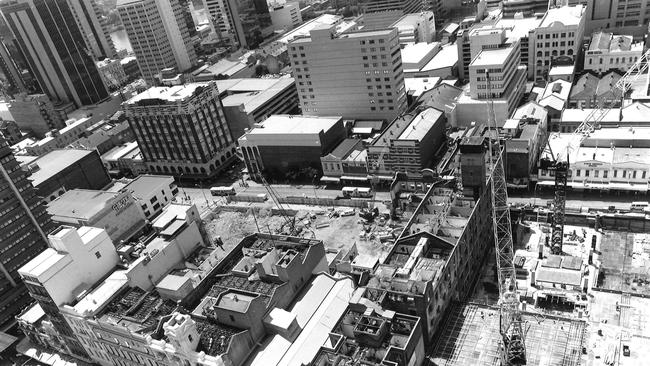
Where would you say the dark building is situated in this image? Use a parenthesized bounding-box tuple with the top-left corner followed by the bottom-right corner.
(205, 0, 272, 49)
(0, 0, 109, 107)
(239, 115, 346, 180)
(0, 137, 53, 330)
(122, 82, 237, 179)
(26, 149, 111, 203)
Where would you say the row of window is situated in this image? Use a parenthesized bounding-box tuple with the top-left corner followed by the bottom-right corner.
(587, 56, 639, 65)
(536, 32, 575, 40)
(574, 169, 647, 179)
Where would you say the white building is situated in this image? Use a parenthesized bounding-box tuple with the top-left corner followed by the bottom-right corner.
(531, 5, 586, 82)
(121, 175, 179, 219)
(539, 127, 650, 192)
(117, 0, 197, 84)
(391, 11, 436, 44)
(47, 189, 147, 243)
(24, 117, 94, 156)
(584, 32, 643, 74)
(96, 58, 128, 89)
(288, 22, 407, 121)
(451, 43, 526, 127)
(269, 1, 302, 31)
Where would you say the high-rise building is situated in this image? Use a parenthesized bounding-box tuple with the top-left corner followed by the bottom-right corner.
(204, 0, 272, 48)
(567, 0, 650, 38)
(0, 0, 109, 107)
(0, 136, 53, 330)
(117, 0, 197, 84)
(67, 0, 116, 59)
(288, 23, 407, 121)
(123, 82, 236, 178)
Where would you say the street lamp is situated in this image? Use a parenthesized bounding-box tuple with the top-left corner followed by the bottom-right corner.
(178, 172, 188, 202)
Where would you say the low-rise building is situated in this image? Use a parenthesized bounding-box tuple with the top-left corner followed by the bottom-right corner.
(120, 56, 140, 80)
(536, 79, 571, 123)
(217, 77, 299, 139)
(320, 138, 368, 184)
(367, 107, 446, 179)
(68, 118, 134, 155)
(120, 175, 179, 219)
(401, 42, 458, 79)
(24, 117, 95, 156)
(101, 141, 147, 177)
(584, 32, 643, 74)
(239, 115, 346, 180)
(27, 149, 111, 203)
(539, 126, 650, 192)
(569, 71, 622, 109)
(503, 101, 548, 187)
(555, 102, 650, 132)
(7, 94, 66, 138)
(96, 58, 128, 90)
(47, 189, 147, 243)
(547, 65, 576, 83)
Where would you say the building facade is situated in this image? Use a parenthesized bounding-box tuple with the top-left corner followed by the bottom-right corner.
(117, 0, 197, 84)
(7, 94, 66, 138)
(289, 24, 407, 121)
(0, 0, 109, 106)
(269, 1, 302, 31)
(531, 5, 586, 81)
(97, 59, 129, 90)
(68, 0, 117, 60)
(204, 0, 273, 48)
(0, 137, 53, 330)
(584, 32, 643, 73)
(122, 175, 179, 219)
(239, 115, 346, 180)
(123, 82, 236, 179)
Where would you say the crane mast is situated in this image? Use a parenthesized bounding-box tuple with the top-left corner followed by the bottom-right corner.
(485, 72, 526, 365)
(542, 49, 650, 255)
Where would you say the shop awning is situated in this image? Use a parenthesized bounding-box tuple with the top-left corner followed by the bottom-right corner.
(341, 175, 368, 181)
(320, 176, 340, 183)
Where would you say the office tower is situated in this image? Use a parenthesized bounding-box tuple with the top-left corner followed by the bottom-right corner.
(288, 23, 407, 121)
(0, 38, 25, 93)
(68, 0, 117, 59)
(360, 0, 424, 28)
(117, 0, 197, 84)
(531, 5, 586, 82)
(204, 0, 272, 48)
(122, 82, 236, 178)
(0, 0, 109, 107)
(180, 0, 197, 37)
(0, 136, 53, 330)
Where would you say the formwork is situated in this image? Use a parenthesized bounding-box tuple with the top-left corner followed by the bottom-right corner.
(430, 302, 586, 366)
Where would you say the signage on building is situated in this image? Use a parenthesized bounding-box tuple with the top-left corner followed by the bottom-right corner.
(111, 196, 132, 214)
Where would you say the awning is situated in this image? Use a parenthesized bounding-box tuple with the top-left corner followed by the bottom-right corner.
(352, 127, 373, 134)
(368, 174, 395, 181)
(320, 176, 340, 183)
(341, 175, 368, 181)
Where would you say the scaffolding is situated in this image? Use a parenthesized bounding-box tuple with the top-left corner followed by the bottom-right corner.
(430, 303, 586, 366)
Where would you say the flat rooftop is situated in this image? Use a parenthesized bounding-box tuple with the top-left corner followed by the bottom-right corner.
(220, 78, 295, 112)
(47, 189, 119, 220)
(19, 248, 68, 278)
(126, 83, 211, 104)
(431, 302, 586, 366)
(243, 115, 341, 135)
(398, 108, 443, 141)
(123, 175, 173, 199)
(29, 149, 94, 187)
(99, 287, 177, 332)
(540, 5, 585, 28)
(470, 46, 515, 67)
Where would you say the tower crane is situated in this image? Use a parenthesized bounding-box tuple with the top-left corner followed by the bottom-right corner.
(485, 72, 526, 365)
(539, 49, 650, 255)
(259, 175, 296, 235)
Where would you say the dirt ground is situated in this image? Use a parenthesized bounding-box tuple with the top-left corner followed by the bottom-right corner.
(203, 206, 398, 263)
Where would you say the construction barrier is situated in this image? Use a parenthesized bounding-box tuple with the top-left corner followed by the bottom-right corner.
(278, 196, 371, 209)
(226, 194, 267, 203)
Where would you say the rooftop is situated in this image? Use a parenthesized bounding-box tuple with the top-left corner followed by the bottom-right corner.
(19, 248, 69, 278)
(274, 14, 342, 45)
(28, 149, 95, 187)
(219, 77, 295, 113)
(512, 101, 548, 123)
(398, 108, 444, 141)
(540, 5, 585, 28)
(125, 83, 212, 105)
(420, 43, 458, 72)
(47, 189, 120, 220)
(242, 115, 341, 135)
(123, 175, 174, 199)
(326, 138, 364, 160)
(470, 46, 515, 67)
(99, 287, 177, 332)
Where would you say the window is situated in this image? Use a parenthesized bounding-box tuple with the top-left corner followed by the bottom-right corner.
(643, 171, 647, 179)
(576, 170, 580, 177)
(623, 170, 627, 178)
(614, 170, 618, 178)
(585, 170, 590, 177)
(95, 251, 101, 259)
(594, 170, 599, 178)
(633, 171, 637, 178)
(603, 170, 608, 178)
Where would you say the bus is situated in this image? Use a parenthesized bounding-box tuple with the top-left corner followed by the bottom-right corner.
(342, 186, 372, 198)
(210, 186, 236, 196)
(630, 201, 649, 212)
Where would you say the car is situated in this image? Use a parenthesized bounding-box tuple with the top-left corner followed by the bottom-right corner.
(623, 345, 630, 357)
